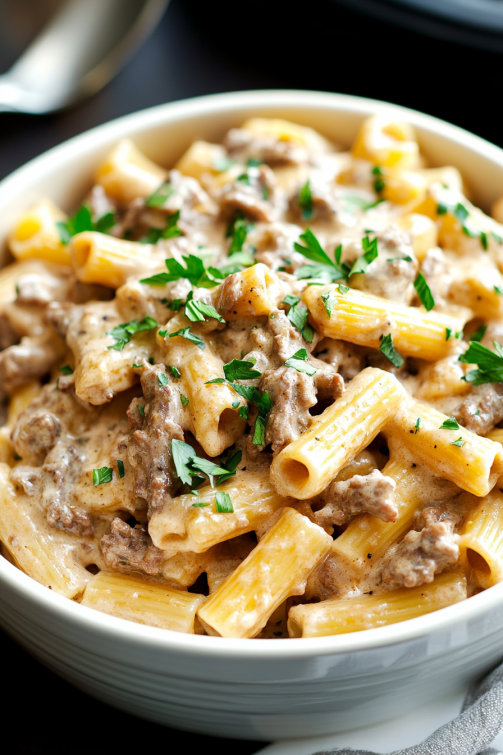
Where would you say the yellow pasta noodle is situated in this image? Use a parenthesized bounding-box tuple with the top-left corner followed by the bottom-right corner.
(71, 232, 164, 289)
(270, 367, 404, 499)
(81, 572, 205, 633)
(302, 284, 466, 361)
(384, 399, 503, 497)
(197, 508, 332, 638)
(351, 114, 420, 170)
(149, 468, 293, 557)
(8, 199, 71, 266)
(459, 489, 503, 588)
(95, 139, 167, 204)
(448, 264, 503, 319)
(288, 571, 467, 637)
(214, 263, 287, 319)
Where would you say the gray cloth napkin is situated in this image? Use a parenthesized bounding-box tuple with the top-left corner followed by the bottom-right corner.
(312, 660, 503, 755)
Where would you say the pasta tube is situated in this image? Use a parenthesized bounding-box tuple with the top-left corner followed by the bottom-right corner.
(395, 213, 438, 262)
(351, 114, 420, 170)
(288, 571, 467, 637)
(215, 263, 287, 319)
(384, 399, 503, 497)
(175, 140, 228, 180)
(8, 199, 71, 267)
(81, 572, 205, 633)
(459, 489, 503, 588)
(270, 367, 404, 499)
(95, 139, 167, 204)
(197, 508, 332, 638)
(302, 285, 466, 362)
(0, 463, 89, 598)
(71, 232, 164, 289)
(448, 264, 503, 319)
(148, 468, 293, 557)
(332, 453, 426, 571)
(241, 117, 332, 151)
(159, 315, 245, 456)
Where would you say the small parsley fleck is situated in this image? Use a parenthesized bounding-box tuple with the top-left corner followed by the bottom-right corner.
(180, 395, 189, 407)
(93, 467, 113, 486)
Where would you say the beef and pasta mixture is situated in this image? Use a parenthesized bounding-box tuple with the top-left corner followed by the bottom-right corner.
(1, 115, 503, 638)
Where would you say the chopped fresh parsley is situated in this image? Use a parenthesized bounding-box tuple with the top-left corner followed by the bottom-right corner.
(59, 365, 73, 375)
(171, 439, 239, 489)
(387, 256, 413, 263)
(338, 283, 349, 294)
(298, 180, 314, 220)
(445, 328, 452, 341)
(185, 290, 225, 323)
(141, 253, 205, 287)
(247, 157, 263, 167)
(283, 294, 300, 307)
(372, 165, 385, 194)
(168, 298, 183, 311)
(414, 273, 435, 311)
(470, 324, 487, 343)
(481, 231, 489, 251)
(168, 366, 181, 378)
(284, 348, 317, 375)
(321, 290, 336, 318)
(168, 327, 205, 350)
(492, 231, 503, 244)
(93, 466, 113, 486)
(137, 405, 145, 417)
(451, 437, 465, 447)
(56, 203, 116, 245)
(294, 229, 349, 283)
(496, 285, 503, 296)
(117, 459, 125, 479)
(180, 395, 189, 407)
(379, 333, 404, 369)
(157, 373, 169, 386)
(238, 405, 249, 419)
(223, 359, 262, 381)
(146, 181, 174, 207)
(439, 417, 460, 430)
(252, 390, 273, 446)
(215, 491, 234, 513)
(228, 217, 251, 255)
(342, 195, 385, 213)
(349, 235, 378, 276)
(216, 448, 242, 484)
(459, 341, 503, 384)
(213, 156, 236, 172)
(231, 399, 240, 409)
(287, 302, 314, 342)
(107, 316, 157, 351)
(414, 417, 421, 434)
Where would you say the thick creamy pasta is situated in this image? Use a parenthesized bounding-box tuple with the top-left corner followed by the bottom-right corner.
(2, 114, 503, 638)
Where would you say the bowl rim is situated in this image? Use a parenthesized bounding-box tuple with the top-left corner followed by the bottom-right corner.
(2, 88, 503, 658)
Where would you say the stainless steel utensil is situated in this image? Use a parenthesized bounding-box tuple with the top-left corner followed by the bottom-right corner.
(0, 0, 169, 114)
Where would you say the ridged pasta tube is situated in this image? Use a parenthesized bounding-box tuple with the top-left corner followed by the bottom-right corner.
(459, 489, 503, 588)
(351, 114, 420, 170)
(81, 572, 205, 632)
(95, 139, 167, 204)
(270, 367, 405, 500)
(8, 199, 71, 266)
(384, 399, 503, 497)
(197, 508, 332, 638)
(302, 285, 466, 362)
(288, 571, 467, 637)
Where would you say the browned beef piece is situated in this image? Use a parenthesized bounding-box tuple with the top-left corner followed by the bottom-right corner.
(289, 175, 338, 222)
(223, 128, 308, 166)
(0, 313, 20, 351)
(125, 364, 184, 516)
(219, 165, 277, 222)
(351, 226, 416, 305)
(382, 522, 459, 588)
(315, 338, 366, 380)
(418, 506, 461, 529)
(0, 334, 65, 396)
(101, 518, 163, 576)
(42, 440, 94, 536)
(257, 366, 316, 456)
(453, 383, 503, 435)
(314, 469, 397, 527)
(46, 301, 76, 338)
(11, 410, 62, 466)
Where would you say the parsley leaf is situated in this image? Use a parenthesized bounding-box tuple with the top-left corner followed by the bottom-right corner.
(172, 439, 196, 486)
(57, 203, 116, 245)
(459, 341, 503, 384)
(117, 459, 125, 479)
(185, 291, 225, 323)
(283, 294, 300, 307)
(141, 253, 205, 287)
(294, 228, 335, 267)
(93, 466, 113, 486)
(287, 303, 314, 342)
(380, 333, 404, 369)
(180, 395, 189, 407)
(321, 290, 336, 318)
(146, 181, 174, 207)
(137, 405, 145, 417)
(59, 365, 73, 375)
(470, 324, 487, 343)
(414, 273, 435, 311)
(106, 316, 157, 350)
(451, 437, 465, 447)
(215, 491, 234, 513)
(157, 373, 169, 386)
(238, 405, 249, 419)
(387, 256, 413, 263)
(168, 366, 181, 378)
(168, 327, 205, 350)
(439, 417, 460, 430)
(229, 217, 251, 255)
(414, 417, 421, 433)
(298, 181, 314, 220)
(445, 328, 453, 341)
(349, 236, 378, 276)
(223, 359, 262, 381)
(284, 348, 317, 375)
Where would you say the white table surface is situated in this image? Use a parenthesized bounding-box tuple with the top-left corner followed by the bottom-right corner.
(257, 686, 503, 754)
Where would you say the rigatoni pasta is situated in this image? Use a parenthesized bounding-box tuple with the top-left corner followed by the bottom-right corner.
(2, 112, 503, 639)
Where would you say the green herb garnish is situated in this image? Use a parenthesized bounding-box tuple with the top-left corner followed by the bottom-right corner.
(59, 365, 73, 375)
(117, 459, 125, 479)
(379, 333, 404, 369)
(146, 181, 174, 207)
(106, 316, 157, 351)
(414, 273, 435, 311)
(298, 180, 314, 220)
(168, 366, 181, 378)
(185, 290, 225, 323)
(451, 437, 465, 447)
(215, 491, 234, 513)
(349, 235, 378, 276)
(287, 303, 314, 343)
(223, 359, 262, 381)
(56, 204, 116, 244)
(157, 373, 169, 386)
(284, 348, 317, 375)
(459, 341, 503, 384)
(93, 466, 113, 486)
(439, 417, 460, 430)
(168, 327, 205, 350)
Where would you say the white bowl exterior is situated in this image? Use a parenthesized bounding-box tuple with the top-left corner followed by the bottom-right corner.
(2, 90, 503, 738)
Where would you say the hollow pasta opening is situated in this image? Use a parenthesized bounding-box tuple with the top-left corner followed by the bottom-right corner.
(287, 617, 302, 638)
(72, 237, 93, 269)
(15, 217, 41, 242)
(466, 548, 491, 574)
(217, 408, 240, 438)
(282, 459, 309, 488)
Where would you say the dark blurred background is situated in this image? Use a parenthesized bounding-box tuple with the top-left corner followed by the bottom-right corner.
(0, 0, 500, 751)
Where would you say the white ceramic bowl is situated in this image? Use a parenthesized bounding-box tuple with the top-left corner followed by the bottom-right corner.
(2, 90, 503, 741)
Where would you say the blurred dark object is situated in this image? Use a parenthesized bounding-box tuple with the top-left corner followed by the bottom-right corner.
(0, 0, 169, 113)
(333, 0, 503, 52)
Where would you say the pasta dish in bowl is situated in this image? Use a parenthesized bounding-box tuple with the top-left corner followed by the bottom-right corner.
(1, 90, 503, 737)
